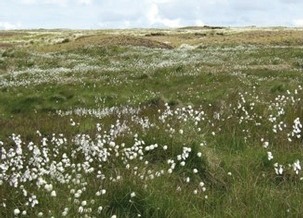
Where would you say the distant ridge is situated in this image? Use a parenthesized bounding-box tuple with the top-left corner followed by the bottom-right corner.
(178, 25, 225, 30)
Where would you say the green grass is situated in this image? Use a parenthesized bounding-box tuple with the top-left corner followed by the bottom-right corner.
(0, 27, 303, 217)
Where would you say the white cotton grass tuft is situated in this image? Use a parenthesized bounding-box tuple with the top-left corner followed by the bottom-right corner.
(130, 192, 136, 198)
(62, 208, 69, 216)
(263, 141, 269, 148)
(267, 152, 273, 161)
(44, 184, 53, 192)
(97, 206, 103, 213)
(293, 160, 301, 174)
(78, 206, 84, 214)
(50, 190, 57, 197)
(2, 84, 303, 217)
(14, 208, 20, 215)
(101, 189, 106, 195)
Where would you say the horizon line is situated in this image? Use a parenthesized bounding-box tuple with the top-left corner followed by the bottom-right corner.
(1, 25, 303, 31)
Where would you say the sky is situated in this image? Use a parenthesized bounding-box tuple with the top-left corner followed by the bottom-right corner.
(1, 0, 303, 30)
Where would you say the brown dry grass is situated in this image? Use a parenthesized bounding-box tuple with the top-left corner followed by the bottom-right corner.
(34, 33, 173, 52)
(76, 34, 173, 49)
(1, 27, 303, 52)
(145, 29, 303, 47)
(0, 43, 12, 48)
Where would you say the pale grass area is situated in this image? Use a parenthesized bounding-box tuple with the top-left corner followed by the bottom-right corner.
(1, 26, 302, 49)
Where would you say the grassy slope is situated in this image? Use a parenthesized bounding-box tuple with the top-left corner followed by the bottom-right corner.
(0, 27, 303, 217)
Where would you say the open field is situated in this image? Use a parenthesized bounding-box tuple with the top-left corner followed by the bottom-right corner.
(1, 26, 303, 217)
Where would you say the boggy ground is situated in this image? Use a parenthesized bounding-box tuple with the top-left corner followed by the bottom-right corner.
(0, 26, 303, 217)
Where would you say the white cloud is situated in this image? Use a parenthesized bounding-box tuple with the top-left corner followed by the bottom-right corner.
(151, 0, 174, 3)
(78, 0, 93, 5)
(147, 3, 159, 23)
(147, 3, 181, 27)
(45, 0, 69, 6)
(0, 21, 21, 30)
(20, 0, 37, 4)
(20, 0, 69, 6)
(293, 19, 303, 27)
(2, 0, 303, 29)
(161, 18, 181, 28)
(195, 19, 204, 26)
